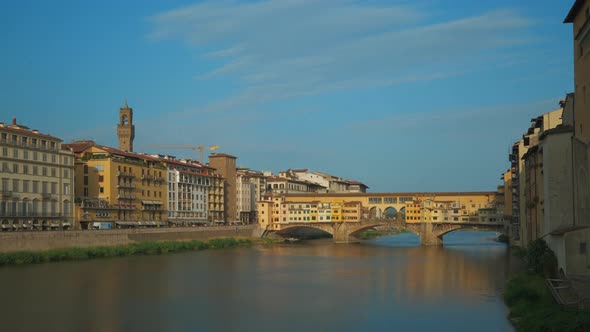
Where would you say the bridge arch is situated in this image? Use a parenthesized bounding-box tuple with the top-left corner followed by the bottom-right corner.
(435, 224, 502, 238)
(383, 207, 398, 219)
(348, 223, 385, 238)
(275, 224, 334, 238)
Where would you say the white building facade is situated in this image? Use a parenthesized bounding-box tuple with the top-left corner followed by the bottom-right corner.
(164, 158, 210, 225)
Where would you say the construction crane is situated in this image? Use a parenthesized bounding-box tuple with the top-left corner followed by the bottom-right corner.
(137, 145, 219, 163)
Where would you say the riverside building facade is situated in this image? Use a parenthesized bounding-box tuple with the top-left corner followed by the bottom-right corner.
(0, 118, 75, 230)
(66, 142, 168, 229)
(160, 156, 212, 226)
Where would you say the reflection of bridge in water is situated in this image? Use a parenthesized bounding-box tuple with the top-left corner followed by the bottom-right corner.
(265, 219, 504, 245)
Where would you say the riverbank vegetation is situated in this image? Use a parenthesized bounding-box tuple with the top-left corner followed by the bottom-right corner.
(0, 237, 277, 267)
(359, 228, 408, 240)
(505, 239, 590, 332)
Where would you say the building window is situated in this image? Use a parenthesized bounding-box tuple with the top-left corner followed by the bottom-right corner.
(13, 149, 18, 158)
(23, 150, 28, 160)
(51, 168, 56, 177)
(64, 169, 69, 178)
(51, 182, 57, 194)
(99, 187, 104, 194)
(581, 242, 587, 254)
(64, 183, 69, 195)
(12, 164, 18, 174)
(99, 175, 104, 182)
(84, 165, 89, 174)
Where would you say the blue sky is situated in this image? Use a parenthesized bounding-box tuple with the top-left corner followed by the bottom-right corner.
(0, 0, 576, 192)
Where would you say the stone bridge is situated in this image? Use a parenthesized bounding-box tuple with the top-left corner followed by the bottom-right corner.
(405, 222, 505, 245)
(266, 221, 390, 243)
(264, 220, 504, 245)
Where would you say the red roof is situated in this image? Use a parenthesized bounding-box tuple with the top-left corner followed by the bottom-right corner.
(63, 141, 95, 153)
(0, 124, 62, 141)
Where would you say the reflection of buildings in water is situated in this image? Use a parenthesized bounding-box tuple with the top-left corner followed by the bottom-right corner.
(392, 245, 508, 303)
(254, 240, 508, 307)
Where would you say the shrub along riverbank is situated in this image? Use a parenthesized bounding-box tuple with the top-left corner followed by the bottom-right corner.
(505, 239, 590, 332)
(359, 228, 408, 240)
(0, 237, 277, 267)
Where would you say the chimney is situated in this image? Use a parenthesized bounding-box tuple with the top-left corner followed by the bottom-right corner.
(12, 117, 16, 126)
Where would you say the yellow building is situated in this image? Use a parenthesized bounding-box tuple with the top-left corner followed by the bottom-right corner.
(257, 195, 363, 230)
(342, 201, 362, 222)
(65, 141, 168, 229)
(330, 201, 343, 222)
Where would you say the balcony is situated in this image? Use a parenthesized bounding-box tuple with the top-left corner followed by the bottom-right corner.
(117, 172, 135, 178)
(117, 183, 135, 189)
(117, 194, 136, 200)
(0, 139, 59, 152)
(0, 190, 13, 198)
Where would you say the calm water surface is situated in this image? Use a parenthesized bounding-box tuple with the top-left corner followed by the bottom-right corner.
(0, 231, 520, 332)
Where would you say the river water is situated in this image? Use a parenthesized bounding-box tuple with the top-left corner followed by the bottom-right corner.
(0, 231, 520, 332)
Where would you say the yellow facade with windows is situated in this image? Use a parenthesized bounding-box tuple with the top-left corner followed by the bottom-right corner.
(67, 143, 168, 229)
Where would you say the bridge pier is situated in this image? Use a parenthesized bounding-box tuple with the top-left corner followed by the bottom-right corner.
(419, 223, 443, 246)
(332, 223, 359, 243)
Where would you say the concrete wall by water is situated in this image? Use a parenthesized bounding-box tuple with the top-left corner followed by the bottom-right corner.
(0, 225, 257, 253)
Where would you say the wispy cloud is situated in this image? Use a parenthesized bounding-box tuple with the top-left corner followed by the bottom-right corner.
(148, 1, 534, 114)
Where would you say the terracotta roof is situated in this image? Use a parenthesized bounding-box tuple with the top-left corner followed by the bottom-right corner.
(160, 158, 203, 168)
(63, 141, 96, 153)
(97, 146, 161, 162)
(345, 180, 369, 187)
(0, 123, 63, 141)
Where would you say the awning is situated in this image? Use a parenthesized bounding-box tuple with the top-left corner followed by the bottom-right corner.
(62, 223, 71, 227)
(169, 220, 208, 224)
(116, 222, 139, 226)
(142, 200, 163, 205)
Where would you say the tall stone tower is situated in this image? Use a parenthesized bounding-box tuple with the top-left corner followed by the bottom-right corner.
(209, 153, 237, 223)
(117, 101, 135, 152)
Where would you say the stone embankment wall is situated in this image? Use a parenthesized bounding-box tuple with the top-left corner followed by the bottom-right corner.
(0, 225, 257, 253)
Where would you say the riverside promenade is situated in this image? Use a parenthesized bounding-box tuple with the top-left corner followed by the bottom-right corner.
(0, 225, 257, 253)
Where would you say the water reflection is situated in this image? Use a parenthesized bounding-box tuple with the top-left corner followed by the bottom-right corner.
(0, 231, 516, 332)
